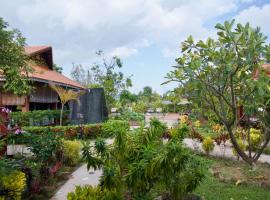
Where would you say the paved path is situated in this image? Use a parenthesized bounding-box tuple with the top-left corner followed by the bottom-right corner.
(183, 138, 270, 164)
(51, 137, 270, 200)
(51, 166, 101, 200)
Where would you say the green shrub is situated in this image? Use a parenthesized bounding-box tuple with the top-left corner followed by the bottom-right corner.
(113, 109, 144, 122)
(67, 185, 122, 200)
(62, 140, 81, 166)
(9, 120, 129, 143)
(10, 110, 70, 126)
(82, 120, 204, 199)
(28, 131, 63, 178)
(202, 137, 215, 155)
(149, 117, 167, 133)
(250, 128, 262, 149)
(0, 170, 26, 200)
(101, 120, 129, 137)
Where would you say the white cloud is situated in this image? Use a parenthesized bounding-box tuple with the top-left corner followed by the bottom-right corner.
(108, 46, 138, 58)
(235, 4, 270, 35)
(0, 0, 258, 93)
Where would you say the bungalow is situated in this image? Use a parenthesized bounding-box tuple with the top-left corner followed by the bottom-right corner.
(0, 46, 84, 112)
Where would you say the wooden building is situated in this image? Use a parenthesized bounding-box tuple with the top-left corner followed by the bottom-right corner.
(0, 46, 84, 112)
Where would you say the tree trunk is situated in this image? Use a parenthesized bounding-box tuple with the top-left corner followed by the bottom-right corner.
(225, 124, 254, 165)
(60, 103, 64, 126)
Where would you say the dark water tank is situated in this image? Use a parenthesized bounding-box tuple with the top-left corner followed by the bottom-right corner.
(70, 88, 108, 124)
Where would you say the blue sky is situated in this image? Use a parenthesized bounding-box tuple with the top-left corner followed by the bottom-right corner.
(1, 0, 270, 94)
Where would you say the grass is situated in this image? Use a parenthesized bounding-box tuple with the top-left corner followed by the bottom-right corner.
(195, 156, 270, 200)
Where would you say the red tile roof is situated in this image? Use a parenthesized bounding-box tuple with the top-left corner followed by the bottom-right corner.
(25, 46, 51, 55)
(29, 65, 85, 89)
(24, 46, 85, 89)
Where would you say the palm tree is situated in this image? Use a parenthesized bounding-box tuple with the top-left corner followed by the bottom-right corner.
(50, 84, 84, 126)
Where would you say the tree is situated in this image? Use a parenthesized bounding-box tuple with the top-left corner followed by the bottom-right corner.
(0, 17, 31, 96)
(119, 90, 138, 107)
(70, 63, 93, 86)
(53, 64, 63, 73)
(50, 84, 84, 126)
(70, 51, 132, 110)
(164, 20, 270, 165)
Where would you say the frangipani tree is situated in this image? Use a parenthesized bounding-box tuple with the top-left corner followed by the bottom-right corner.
(164, 20, 270, 165)
(50, 84, 84, 126)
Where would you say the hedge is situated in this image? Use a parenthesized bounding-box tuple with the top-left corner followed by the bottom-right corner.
(10, 110, 70, 127)
(8, 120, 129, 144)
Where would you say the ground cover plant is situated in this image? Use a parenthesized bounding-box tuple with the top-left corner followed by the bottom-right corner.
(195, 156, 270, 200)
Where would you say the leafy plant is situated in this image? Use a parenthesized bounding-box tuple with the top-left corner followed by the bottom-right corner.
(82, 118, 204, 199)
(50, 84, 84, 126)
(164, 20, 270, 165)
(10, 110, 70, 126)
(62, 140, 81, 166)
(0, 17, 31, 95)
(0, 170, 26, 200)
(202, 137, 215, 155)
(28, 131, 63, 178)
(250, 128, 262, 149)
(67, 185, 122, 200)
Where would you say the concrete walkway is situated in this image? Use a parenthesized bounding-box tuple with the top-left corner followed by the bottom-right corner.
(51, 166, 101, 200)
(51, 138, 270, 200)
(183, 138, 270, 164)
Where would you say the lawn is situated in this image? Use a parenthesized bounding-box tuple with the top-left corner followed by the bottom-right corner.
(195, 156, 270, 200)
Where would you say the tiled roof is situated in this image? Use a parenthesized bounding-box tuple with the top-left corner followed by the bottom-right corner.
(29, 65, 85, 89)
(24, 46, 51, 55)
(24, 46, 84, 89)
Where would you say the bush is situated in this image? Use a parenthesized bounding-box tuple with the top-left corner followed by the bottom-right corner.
(0, 170, 26, 200)
(82, 120, 204, 199)
(113, 109, 144, 122)
(10, 110, 70, 126)
(67, 185, 121, 200)
(202, 137, 215, 155)
(28, 131, 63, 178)
(149, 117, 167, 134)
(250, 128, 262, 149)
(101, 120, 129, 138)
(9, 120, 129, 143)
(62, 140, 81, 166)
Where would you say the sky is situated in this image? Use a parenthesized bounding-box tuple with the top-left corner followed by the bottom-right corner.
(1, 0, 270, 94)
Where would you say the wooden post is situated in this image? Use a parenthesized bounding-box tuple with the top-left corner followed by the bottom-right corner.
(22, 96, 29, 112)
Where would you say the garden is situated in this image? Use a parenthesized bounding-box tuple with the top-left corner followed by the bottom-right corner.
(0, 14, 270, 200)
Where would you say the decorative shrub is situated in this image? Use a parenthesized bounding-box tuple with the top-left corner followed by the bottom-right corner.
(250, 128, 262, 148)
(28, 131, 63, 178)
(10, 110, 70, 126)
(101, 120, 129, 138)
(149, 117, 167, 134)
(194, 120, 201, 128)
(67, 185, 121, 200)
(202, 136, 215, 155)
(62, 140, 81, 166)
(212, 124, 223, 133)
(0, 170, 26, 200)
(113, 109, 144, 122)
(179, 115, 189, 124)
(82, 121, 204, 199)
(169, 125, 189, 141)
